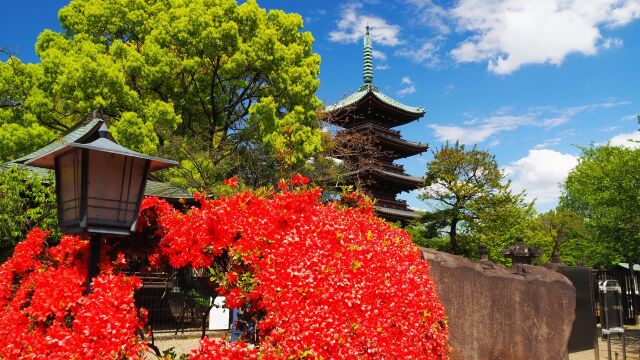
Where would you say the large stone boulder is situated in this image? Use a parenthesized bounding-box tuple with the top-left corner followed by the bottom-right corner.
(421, 248, 575, 360)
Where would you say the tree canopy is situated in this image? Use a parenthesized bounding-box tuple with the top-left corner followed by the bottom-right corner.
(0, 0, 323, 190)
(0, 167, 58, 262)
(416, 142, 536, 257)
(561, 145, 640, 265)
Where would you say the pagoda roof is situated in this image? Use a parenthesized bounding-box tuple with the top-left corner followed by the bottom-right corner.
(338, 124, 428, 158)
(343, 167, 423, 190)
(374, 205, 420, 221)
(326, 83, 425, 116)
(4, 117, 191, 200)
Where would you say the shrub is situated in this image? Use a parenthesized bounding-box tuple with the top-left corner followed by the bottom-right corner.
(143, 179, 449, 359)
(0, 229, 146, 359)
(0, 178, 449, 359)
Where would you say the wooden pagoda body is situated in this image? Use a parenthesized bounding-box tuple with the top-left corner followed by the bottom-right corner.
(326, 27, 428, 222)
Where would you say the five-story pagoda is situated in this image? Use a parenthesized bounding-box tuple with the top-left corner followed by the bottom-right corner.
(326, 27, 428, 222)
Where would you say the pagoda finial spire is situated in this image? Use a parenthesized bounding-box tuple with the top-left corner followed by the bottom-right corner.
(363, 26, 373, 84)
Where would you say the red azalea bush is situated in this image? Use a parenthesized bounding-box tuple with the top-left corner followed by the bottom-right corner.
(0, 229, 146, 359)
(0, 177, 448, 359)
(141, 179, 449, 359)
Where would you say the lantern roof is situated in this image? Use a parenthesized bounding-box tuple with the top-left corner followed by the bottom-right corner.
(25, 123, 177, 172)
(12, 118, 103, 163)
(3, 116, 190, 200)
(25, 121, 178, 172)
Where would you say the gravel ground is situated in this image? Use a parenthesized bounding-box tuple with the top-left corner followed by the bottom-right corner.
(144, 331, 229, 358)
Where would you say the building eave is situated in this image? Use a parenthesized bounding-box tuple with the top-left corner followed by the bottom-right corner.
(325, 84, 425, 117)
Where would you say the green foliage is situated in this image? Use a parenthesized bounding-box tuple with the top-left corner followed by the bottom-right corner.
(0, 167, 58, 261)
(0, 58, 57, 162)
(417, 142, 537, 258)
(1, 0, 323, 188)
(537, 209, 589, 265)
(470, 195, 550, 265)
(561, 145, 640, 266)
(404, 222, 452, 252)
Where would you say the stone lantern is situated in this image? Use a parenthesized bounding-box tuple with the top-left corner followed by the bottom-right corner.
(25, 121, 177, 291)
(501, 236, 542, 266)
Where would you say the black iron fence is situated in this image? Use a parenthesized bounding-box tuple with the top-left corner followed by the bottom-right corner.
(133, 270, 217, 334)
(595, 267, 640, 325)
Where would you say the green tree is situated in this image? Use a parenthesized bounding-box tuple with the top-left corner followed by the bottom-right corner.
(0, 0, 322, 189)
(469, 194, 549, 264)
(0, 167, 58, 262)
(561, 145, 640, 265)
(537, 209, 587, 265)
(417, 142, 535, 256)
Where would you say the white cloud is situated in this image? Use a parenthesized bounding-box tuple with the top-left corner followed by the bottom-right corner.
(395, 38, 441, 67)
(403, 0, 451, 34)
(397, 76, 416, 97)
(533, 137, 563, 149)
(609, 131, 640, 148)
(603, 37, 624, 49)
(444, 84, 454, 95)
(450, 0, 640, 74)
(397, 85, 416, 97)
(599, 125, 620, 132)
(372, 49, 387, 61)
(505, 149, 578, 206)
(376, 64, 390, 70)
(430, 114, 531, 144)
(304, 9, 327, 25)
(429, 101, 630, 145)
(329, 3, 402, 46)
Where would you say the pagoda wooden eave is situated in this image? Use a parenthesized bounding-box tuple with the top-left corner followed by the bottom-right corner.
(326, 85, 426, 128)
(336, 125, 428, 158)
(374, 205, 420, 222)
(342, 168, 423, 191)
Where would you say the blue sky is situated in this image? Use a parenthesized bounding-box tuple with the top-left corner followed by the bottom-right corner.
(2, 0, 639, 211)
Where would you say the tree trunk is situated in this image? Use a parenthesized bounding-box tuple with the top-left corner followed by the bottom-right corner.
(450, 218, 459, 255)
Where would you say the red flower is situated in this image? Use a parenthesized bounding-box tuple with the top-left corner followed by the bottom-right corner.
(224, 177, 239, 189)
(0, 231, 146, 359)
(1, 188, 449, 359)
(227, 271, 238, 283)
(141, 190, 449, 359)
(291, 173, 310, 186)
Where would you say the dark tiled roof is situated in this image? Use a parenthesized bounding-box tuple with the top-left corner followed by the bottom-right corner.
(13, 119, 103, 163)
(374, 205, 420, 219)
(343, 167, 423, 184)
(145, 180, 192, 199)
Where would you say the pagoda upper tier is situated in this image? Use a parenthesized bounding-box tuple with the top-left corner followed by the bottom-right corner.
(325, 26, 425, 129)
(325, 83, 425, 129)
(335, 123, 428, 159)
(324, 27, 428, 223)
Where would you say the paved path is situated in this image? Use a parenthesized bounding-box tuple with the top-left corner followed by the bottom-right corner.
(570, 328, 640, 360)
(142, 328, 640, 359)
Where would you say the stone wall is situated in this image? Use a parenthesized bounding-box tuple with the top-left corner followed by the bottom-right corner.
(421, 248, 576, 360)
